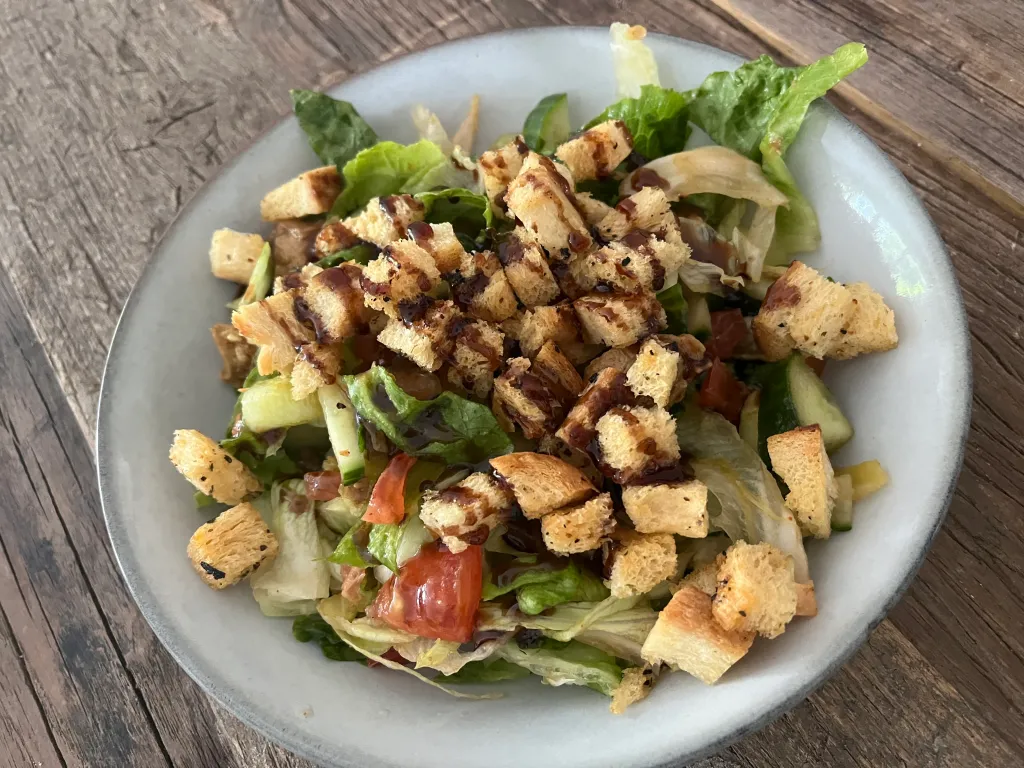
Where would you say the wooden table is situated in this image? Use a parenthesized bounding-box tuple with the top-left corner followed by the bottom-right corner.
(1, 1, 1020, 765)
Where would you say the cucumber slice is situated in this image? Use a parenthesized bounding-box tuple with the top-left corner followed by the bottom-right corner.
(522, 93, 570, 154)
(832, 474, 854, 531)
(241, 376, 322, 433)
(656, 283, 688, 334)
(738, 390, 760, 449)
(686, 293, 712, 342)
(318, 384, 365, 485)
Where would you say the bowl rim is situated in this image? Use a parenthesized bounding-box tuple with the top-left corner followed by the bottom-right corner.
(96, 24, 972, 768)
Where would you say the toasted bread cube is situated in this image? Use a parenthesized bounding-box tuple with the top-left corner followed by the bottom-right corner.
(447, 318, 504, 399)
(492, 358, 565, 439)
(575, 291, 667, 348)
(490, 452, 596, 519)
(532, 341, 584, 404)
(605, 530, 677, 598)
(609, 667, 653, 715)
(169, 429, 261, 504)
(511, 303, 593, 364)
(209, 229, 266, 284)
(506, 152, 592, 257)
(554, 119, 633, 181)
(260, 166, 341, 220)
(641, 587, 755, 684)
(300, 263, 373, 343)
(574, 192, 617, 228)
(211, 323, 255, 388)
(596, 187, 677, 242)
(497, 229, 561, 307)
(479, 136, 529, 216)
(313, 220, 363, 261)
(541, 493, 615, 554)
(447, 250, 518, 323)
(626, 336, 681, 408)
(832, 282, 899, 359)
(341, 194, 426, 247)
(269, 219, 322, 273)
(232, 291, 313, 375)
(187, 503, 278, 589)
(622, 480, 708, 538)
(595, 405, 679, 483)
(420, 472, 514, 553)
(361, 240, 441, 318)
(537, 434, 604, 487)
(795, 581, 818, 617)
(556, 368, 632, 450)
(376, 299, 459, 372)
(679, 561, 720, 596)
(273, 262, 322, 295)
(566, 231, 689, 297)
(291, 342, 341, 399)
(712, 541, 798, 639)
(767, 425, 838, 539)
(407, 220, 465, 274)
(583, 347, 639, 381)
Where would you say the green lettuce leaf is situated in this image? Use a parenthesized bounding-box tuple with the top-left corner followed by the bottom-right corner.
(292, 614, 367, 662)
(522, 93, 570, 154)
(329, 522, 371, 568)
(587, 85, 691, 159)
(344, 364, 513, 464)
(440, 657, 532, 684)
(496, 639, 624, 696)
(415, 187, 493, 240)
(315, 243, 378, 268)
(291, 90, 378, 168)
(482, 560, 609, 615)
(331, 140, 449, 217)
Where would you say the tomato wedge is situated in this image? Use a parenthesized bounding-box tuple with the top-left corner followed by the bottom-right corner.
(367, 542, 483, 643)
(705, 309, 748, 360)
(698, 358, 748, 424)
(303, 471, 341, 501)
(362, 453, 418, 524)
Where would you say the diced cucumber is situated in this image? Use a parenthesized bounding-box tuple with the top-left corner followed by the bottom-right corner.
(318, 384, 365, 485)
(240, 376, 322, 433)
(686, 293, 712, 341)
(836, 460, 889, 501)
(656, 283, 688, 334)
(522, 93, 570, 154)
(738, 390, 760, 449)
(832, 474, 854, 532)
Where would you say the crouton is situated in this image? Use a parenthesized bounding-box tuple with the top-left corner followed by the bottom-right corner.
(712, 541, 798, 639)
(420, 472, 514, 553)
(605, 530, 677, 598)
(575, 291, 666, 348)
(641, 587, 754, 684)
(510, 303, 594, 365)
(567, 230, 690, 299)
(531, 341, 584, 404)
(313, 220, 363, 261)
(209, 229, 266, 284)
(361, 240, 441, 318)
(260, 166, 341, 220)
(540, 493, 616, 554)
(407, 220, 465, 274)
(299, 263, 373, 344)
(169, 429, 261, 504)
(492, 357, 565, 439)
(622, 480, 708, 538)
(753, 261, 898, 361)
(795, 581, 818, 617)
(447, 318, 504, 399)
(232, 291, 313, 375)
(506, 152, 592, 257)
(537, 434, 604, 487)
(595, 405, 680, 483)
(556, 368, 632, 450)
(446, 250, 518, 323)
(497, 230, 561, 307)
(679, 561, 719, 596)
(609, 667, 653, 715)
(291, 342, 341, 399)
(211, 323, 255, 388)
(767, 425, 838, 539)
(595, 187, 677, 242)
(554, 119, 633, 181)
(375, 299, 459, 372)
(341, 194, 426, 247)
(269, 219, 322, 273)
(583, 347, 638, 381)
(574, 192, 617, 228)
(273, 262, 323, 295)
(187, 502, 278, 589)
(626, 336, 681, 408)
(479, 136, 529, 216)
(489, 452, 597, 519)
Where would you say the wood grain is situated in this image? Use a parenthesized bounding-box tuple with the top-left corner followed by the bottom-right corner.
(0, 0, 1022, 766)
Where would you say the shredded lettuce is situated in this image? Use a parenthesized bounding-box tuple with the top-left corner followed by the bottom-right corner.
(496, 639, 624, 696)
(395, 636, 507, 676)
(440, 658, 532, 684)
(587, 85, 690, 159)
(411, 104, 454, 155)
(291, 90, 378, 168)
(330, 140, 450, 217)
(482, 560, 609, 615)
(609, 23, 660, 98)
(415, 187, 493, 241)
(292, 614, 367, 662)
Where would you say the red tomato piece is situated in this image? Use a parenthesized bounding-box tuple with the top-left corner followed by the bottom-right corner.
(367, 542, 484, 643)
(362, 453, 418, 524)
(705, 309, 748, 360)
(698, 359, 748, 424)
(303, 471, 341, 501)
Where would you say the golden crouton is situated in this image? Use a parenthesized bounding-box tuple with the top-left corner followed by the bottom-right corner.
(767, 425, 838, 539)
(447, 250, 518, 323)
(489, 452, 597, 519)
(492, 358, 565, 439)
(341, 194, 426, 247)
(595, 187, 677, 242)
(361, 240, 441, 318)
(540, 493, 616, 554)
(554, 119, 633, 181)
(273, 262, 322, 295)
(232, 291, 313, 375)
(497, 230, 561, 307)
(479, 136, 529, 216)
(299, 262, 373, 344)
(447, 318, 504, 399)
(506, 152, 591, 258)
(313, 220, 363, 261)
(260, 166, 341, 221)
(291, 342, 341, 399)
(583, 347, 639, 381)
(641, 586, 754, 684)
(420, 472, 514, 553)
(609, 667, 653, 715)
(795, 581, 818, 617)
(605, 530, 677, 598)
(678, 561, 720, 596)
(510, 303, 594, 365)
(187, 503, 278, 589)
(407, 220, 466, 274)
(209, 229, 266, 284)
(622, 480, 708, 538)
(532, 340, 584, 404)
(169, 429, 261, 504)
(595, 405, 680, 483)
(712, 541, 798, 639)
(556, 368, 632, 450)
(575, 291, 667, 348)
(269, 218, 322, 273)
(574, 192, 617, 228)
(626, 336, 681, 408)
(565, 231, 689, 298)
(211, 323, 256, 388)
(832, 282, 899, 359)
(375, 299, 459, 372)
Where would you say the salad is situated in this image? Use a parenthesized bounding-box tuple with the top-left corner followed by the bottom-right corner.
(169, 24, 897, 713)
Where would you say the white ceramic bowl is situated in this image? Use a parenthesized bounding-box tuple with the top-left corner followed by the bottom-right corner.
(97, 27, 971, 768)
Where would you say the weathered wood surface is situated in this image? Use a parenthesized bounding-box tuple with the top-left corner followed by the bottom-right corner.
(0, 0, 1021, 765)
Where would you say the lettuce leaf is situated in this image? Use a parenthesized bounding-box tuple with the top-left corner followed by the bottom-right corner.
(315, 243, 378, 268)
(291, 90, 378, 168)
(331, 140, 449, 217)
(329, 522, 371, 568)
(587, 85, 690, 159)
(496, 639, 624, 696)
(609, 22, 660, 99)
(292, 614, 367, 662)
(440, 658, 532, 684)
(415, 187, 493, 240)
(482, 560, 609, 615)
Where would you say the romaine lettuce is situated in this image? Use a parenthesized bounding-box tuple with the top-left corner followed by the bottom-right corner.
(330, 140, 450, 217)
(587, 85, 691, 159)
(415, 187, 493, 240)
(482, 560, 609, 615)
(292, 614, 366, 662)
(440, 658, 532, 684)
(496, 639, 624, 696)
(291, 90, 378, 168)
